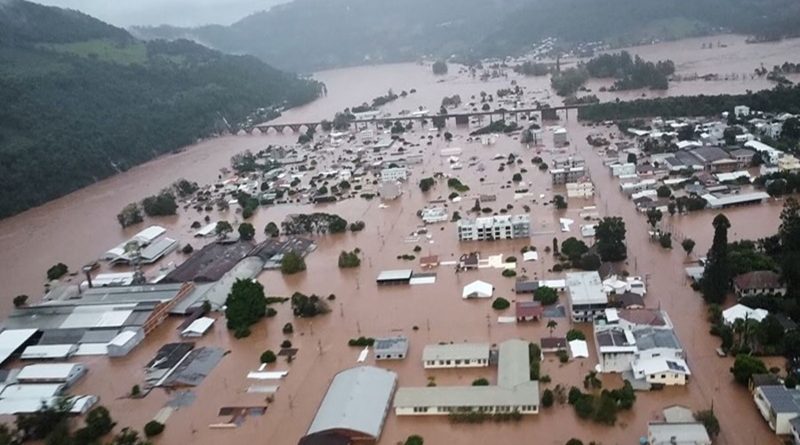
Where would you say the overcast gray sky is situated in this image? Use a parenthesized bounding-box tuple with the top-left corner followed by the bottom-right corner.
(35, 0, 288, 27)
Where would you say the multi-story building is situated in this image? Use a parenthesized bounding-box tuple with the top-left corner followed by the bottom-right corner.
(566, 272, 608, 323)
(380, 167, 407, 182)
(551, 167, 586, 185)
(457, 215, 530, 241)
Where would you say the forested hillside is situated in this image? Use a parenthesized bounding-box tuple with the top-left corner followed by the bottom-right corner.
(133, 0, 800, 72)
(0, 0, 322, 218)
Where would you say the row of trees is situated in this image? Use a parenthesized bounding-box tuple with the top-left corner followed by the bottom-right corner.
(581, 84, 800, 121)
(585, 51, 674, 90)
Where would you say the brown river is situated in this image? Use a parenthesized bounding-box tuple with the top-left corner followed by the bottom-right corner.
(0, 34, 795, 444)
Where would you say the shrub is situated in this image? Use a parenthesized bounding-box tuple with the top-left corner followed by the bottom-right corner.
(542, 389, 554, 407)
(281, 251, 306, 274)
(557, 349, 569, 363)
(502, 269, 517, 277)
(144, 421, 165, 438)
(348, 337, 375, 347)
(472, 378, 490, 386)
(404, 435, 424, 445)
(131, 385, 141, 397)
(266, 307, 277, 317)
(349, 221, 366, 231)
(13, 295, 28, 308)
(280, 340, 292, 348)
(282, 323, 294, 334)
(492, 297, 511, 310)
(505, 256, 517, 263)
(181, 243, 194, 254)
(338, 250, 361, 268)
(566, 329, 586, 341)
(46, 262, 68, 281)
(260, 350, 277, 364)
(534, 286, 558, 305)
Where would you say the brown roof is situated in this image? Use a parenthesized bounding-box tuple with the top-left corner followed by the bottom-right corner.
(618, 308, 667, 327)
(734, 270, 782, 291)
(516, 301, 543, 318)
(540, 337, 567, 350)
(420, 255, 439, 266)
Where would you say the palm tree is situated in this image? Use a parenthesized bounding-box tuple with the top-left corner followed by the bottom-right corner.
(547, 319, 558, 336)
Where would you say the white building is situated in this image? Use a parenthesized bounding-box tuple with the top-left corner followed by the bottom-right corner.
(734, 105, 751, 117)
(722, 304, 768, 326)
(422, 343, 490, 368)
(631, 357, 691, 386)
(648, 422, 711, 445)
(380, 167, 408, 182)
(395, 339, 539, 416)
(754, 385, 800, 435)
(421, 207, 448, 224)
(610, 163, 637, 177)
(745, 140, 783, 165)
(16, 363, 87, 388)
(551, 167, 586, 185)
(566, 272, 608, 322)
(457, 214, 530, 241)
(567, 182, 594, 198)
(553, 127, 568, 146)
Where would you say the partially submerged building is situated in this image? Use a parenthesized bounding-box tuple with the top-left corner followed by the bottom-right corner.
(422, 343, 490, 368)
(299, 366, 397, 445)
(457, 215, 530, 241)
(374, 337, 409, 361)
(395, 339, 539, 416)
(566, 272, 608, 322)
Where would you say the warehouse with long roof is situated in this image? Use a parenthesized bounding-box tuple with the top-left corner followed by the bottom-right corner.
(299, 366, 397, 445)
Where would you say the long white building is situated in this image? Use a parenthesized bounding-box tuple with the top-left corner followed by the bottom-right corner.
(422, 343, 490, 368)
(395, 339, 539, 416)
(457, 214, 530, 241)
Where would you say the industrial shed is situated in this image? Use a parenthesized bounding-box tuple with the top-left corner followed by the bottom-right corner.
(299, 366, 397, 445)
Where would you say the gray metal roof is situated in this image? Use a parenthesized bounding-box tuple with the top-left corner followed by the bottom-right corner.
(633, 327, 682, 351)
(422, 343, 490, 362)
(759, 385, 800, 413)
(497, 339, 530, 388)
(306, 366, 397, 439)
(648, 422, 710, 444)
(395, 339, 539, 409)
(374, 337, 408, 356)
(376, 270, 413, 281)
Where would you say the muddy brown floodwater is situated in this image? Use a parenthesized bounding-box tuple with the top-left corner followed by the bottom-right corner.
(0, 35, 795, 445)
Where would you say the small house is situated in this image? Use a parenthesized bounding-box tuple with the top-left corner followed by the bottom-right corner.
(516, 301, 543, 322)
(733, 270, 786, 298)
(374, 337, 409, 360)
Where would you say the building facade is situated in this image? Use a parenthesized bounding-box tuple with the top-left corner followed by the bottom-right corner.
(457, 215, 530, 242)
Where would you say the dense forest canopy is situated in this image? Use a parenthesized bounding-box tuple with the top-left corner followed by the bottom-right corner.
(0, 0, 322, 218)
(132, 0, 800, 72)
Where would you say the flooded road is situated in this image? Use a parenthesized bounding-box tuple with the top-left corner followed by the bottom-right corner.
(0, 34, 795, 444)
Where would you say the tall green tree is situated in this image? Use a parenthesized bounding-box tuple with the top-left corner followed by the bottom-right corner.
(225, 279, 267, 337)
(702, 214, 732, 304)
(238, 222, 255, 241)
(595, 217, 627, 261)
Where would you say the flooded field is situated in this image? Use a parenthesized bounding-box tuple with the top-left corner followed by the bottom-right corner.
(0, 34, 796, 445)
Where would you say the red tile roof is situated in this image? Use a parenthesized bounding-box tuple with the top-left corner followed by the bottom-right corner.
(734, 270, 782, 291)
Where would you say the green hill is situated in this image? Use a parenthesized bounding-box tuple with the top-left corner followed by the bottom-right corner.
(0, 0, 322, 218)
(133, 0, 800, 72)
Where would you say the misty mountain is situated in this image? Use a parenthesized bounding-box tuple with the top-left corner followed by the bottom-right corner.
(0, 0, 321, 218)
(133, 0, 800, 72)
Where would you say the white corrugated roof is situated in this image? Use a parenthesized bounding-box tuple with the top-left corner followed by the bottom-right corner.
(17, 364, 82, 381)
(181, 317, 215, 337)
(0, 383, 63, 400)
(21, 344, 76, 360)
(306, 366, 397, 440)
(109, 330, 137, 347)
(0, 329, 38, 365)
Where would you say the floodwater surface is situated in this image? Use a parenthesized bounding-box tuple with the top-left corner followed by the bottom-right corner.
(0, 35, 795, 445)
